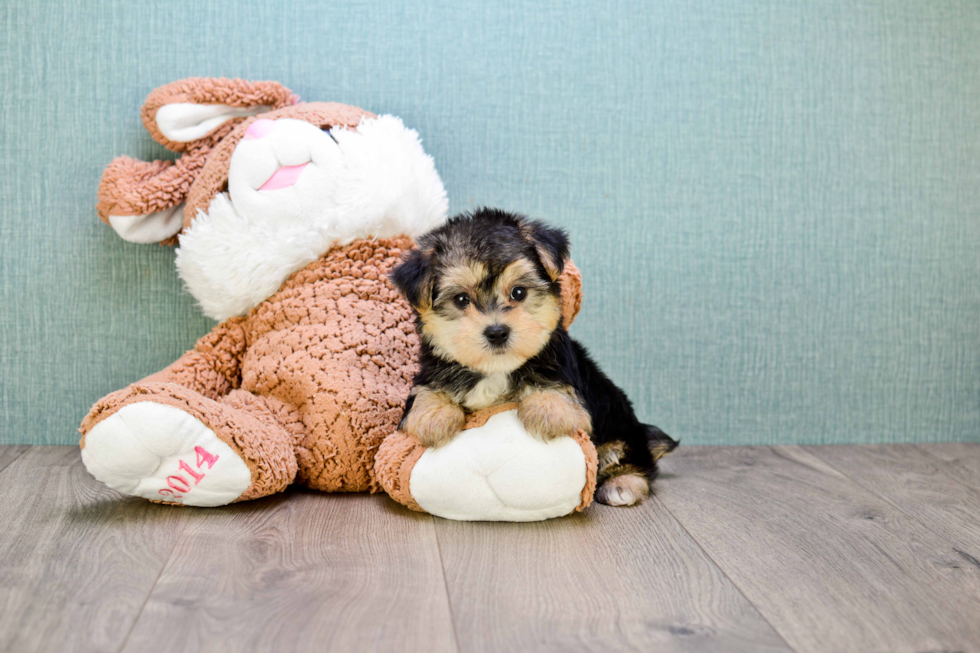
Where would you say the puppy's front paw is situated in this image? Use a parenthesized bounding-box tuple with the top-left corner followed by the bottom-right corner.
(404, 389, 466, 448)
(413, 406, 465, 448)
(596, 473, 650, 507)
(518, 389, 591, 441)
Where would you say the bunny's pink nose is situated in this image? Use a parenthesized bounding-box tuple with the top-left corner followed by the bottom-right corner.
(244, 119, 275, 140)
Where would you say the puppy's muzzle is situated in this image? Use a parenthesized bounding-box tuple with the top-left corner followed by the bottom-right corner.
(483, 324, 511, 348)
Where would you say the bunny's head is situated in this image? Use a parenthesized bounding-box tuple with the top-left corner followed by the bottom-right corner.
(99, 77, 448, 320)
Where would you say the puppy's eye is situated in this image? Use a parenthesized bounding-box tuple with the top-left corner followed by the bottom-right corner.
(510, 286, 527, 302)
(453, 293, 471, 309)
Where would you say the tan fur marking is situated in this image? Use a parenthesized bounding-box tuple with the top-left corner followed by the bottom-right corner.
(440, 261, 486, 296)
(496, 259, 538, 295)
(597, 462, 644, 483)
(403, 386, 466, 448)
(517, 387, 591, 441)
(537, 250, 561, 281)
(421, 306, 509, 373)
(596, 441, 626, 472)
(595, 472, 650, 507)
(519, 223, 562, 281)
(419, 253, 562, 375)
(650, 440, 675, 462)
(421, 296, 559, 375)
(501, 297, 560, 361)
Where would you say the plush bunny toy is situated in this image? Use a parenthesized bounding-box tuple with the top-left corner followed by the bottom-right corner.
(80, 77, 596, 521)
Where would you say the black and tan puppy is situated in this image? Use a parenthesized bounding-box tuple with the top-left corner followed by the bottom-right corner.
(391, 208, 678, 506)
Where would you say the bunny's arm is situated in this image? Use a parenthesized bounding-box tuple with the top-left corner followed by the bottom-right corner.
(139, 317, 248, 401)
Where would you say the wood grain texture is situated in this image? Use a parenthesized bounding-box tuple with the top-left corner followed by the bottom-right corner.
(916, 442, 980, 491)
(121, 492, 458, 653)
(434, 495, 790, 653)
(657, 446, 980, 653)
(805, 444, 980, 552)
(7, 445, 980, 652)
(0, 445, 30, 474)
(0, 447, 188, 653)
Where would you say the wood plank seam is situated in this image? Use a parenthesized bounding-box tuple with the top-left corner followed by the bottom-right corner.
(804, 446, 980, 554)
(652, 493, 799, 652)
(657, 445, 980, 651)
(0, 447, 194, 652)
(915, 444, 980, 493)
(117, 493, 460, 652)
(0, 445, 31, 476)
(113, 508, 192, 653)
(433, 492, 793, 651)
(432, 519, 464, 653)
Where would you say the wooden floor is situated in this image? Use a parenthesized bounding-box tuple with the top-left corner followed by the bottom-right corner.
(0, 444, 978, 653)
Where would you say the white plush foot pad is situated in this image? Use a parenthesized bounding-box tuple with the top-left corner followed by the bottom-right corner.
(410, 410, 587, 521)
(81, 402, 252, 507)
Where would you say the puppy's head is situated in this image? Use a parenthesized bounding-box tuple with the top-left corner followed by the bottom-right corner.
(392, 208, 570, 374)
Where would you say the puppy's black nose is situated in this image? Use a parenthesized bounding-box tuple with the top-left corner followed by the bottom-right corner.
(483, 324, 511, 346)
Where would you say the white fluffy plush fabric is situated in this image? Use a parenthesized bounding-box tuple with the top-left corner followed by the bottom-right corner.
(81, 402, 252, 507)
(108, 205, 185, 244)
(409, 410, 588, 521)
(176, 115, 448, 320)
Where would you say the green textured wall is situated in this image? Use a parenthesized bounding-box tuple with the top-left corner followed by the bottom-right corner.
(2, 0, 979, 445)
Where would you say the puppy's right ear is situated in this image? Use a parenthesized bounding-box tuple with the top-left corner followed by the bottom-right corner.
(523, 219, 570, 282)
(391, 248, 435, 310)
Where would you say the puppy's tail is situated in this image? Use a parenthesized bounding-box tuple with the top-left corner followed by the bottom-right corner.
(644, 424, 679, 461)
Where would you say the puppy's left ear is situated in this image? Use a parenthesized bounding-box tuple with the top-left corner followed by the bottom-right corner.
(391, 248, 435, 310)
(524, 220, 570, 281)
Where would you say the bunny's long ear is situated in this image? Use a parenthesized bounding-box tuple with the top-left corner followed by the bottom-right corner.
(141, 77, 296, 152)
(98, 78, 295, 244)
(96, 153, 204, 244)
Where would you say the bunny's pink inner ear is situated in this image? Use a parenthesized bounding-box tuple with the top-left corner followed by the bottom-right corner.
(154, 103, 272, 144)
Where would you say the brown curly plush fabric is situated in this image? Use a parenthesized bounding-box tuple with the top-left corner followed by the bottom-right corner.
(571, 428, 598, 511)
(82, 237, 416, 498)
(375, 402, 598, 514)
(559, 260, 583, 327)
(80, 242, 587, 504)
(96, 154, 201, 225)
(81, 383, 298, 504)
(373, 431, 428, 512)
